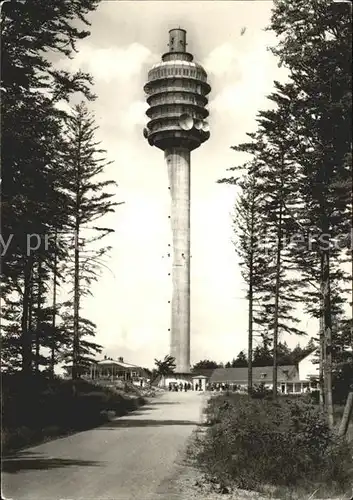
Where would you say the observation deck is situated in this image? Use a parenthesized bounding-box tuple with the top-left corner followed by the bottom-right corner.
(143, 28, 211, 151)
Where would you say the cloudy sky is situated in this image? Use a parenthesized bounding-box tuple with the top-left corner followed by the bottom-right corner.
(56, 0, 317, 369)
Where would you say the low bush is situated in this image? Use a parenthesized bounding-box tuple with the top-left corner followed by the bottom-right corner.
(192, 394, 353, 495)
(249, 383, 273, 399)
(1, 374, 147, 454)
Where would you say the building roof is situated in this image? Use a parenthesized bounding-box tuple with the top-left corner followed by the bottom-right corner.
(210, 365, 298, 384)
(297, 348, 318, 363)
(96, 359, 140, 370)
(191, 368, 216, 378)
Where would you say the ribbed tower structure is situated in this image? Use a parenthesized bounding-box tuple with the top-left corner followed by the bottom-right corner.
(143, 28, 211, 374)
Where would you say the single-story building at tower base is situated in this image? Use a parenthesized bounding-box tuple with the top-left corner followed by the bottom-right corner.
(209, 350, 320, 394)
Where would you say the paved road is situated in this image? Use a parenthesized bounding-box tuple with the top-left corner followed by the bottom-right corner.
(2, 391, 205, 500)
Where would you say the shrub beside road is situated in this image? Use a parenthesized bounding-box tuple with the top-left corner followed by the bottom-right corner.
(1, 373, 149, 455)
(187, 393, 353, 499)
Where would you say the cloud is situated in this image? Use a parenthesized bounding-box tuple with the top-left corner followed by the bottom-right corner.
(209, 39, 285, 118)
(203, 43, 240, 77)
(59, 43, 156, 83)
(125, 100, 149, 130)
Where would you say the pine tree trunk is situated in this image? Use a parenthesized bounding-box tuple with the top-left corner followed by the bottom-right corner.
(351, 188, 353, 354)
(350, 166, 353, 355)
(248, 268, 253, 395)
(35, 258, 42, 374)
(319, 308, 325, 410)
(338, 392, 353, 438)
(273, 191, 284, 400)
(72, 123, 82, 382)
(28, 283, 34, 359)
(248, 211, 254, 395)
(72, 222, 80, 380)
(50, 232, 58, 378)
(21, 256, 33, 375)
(322, 251, 334, 429)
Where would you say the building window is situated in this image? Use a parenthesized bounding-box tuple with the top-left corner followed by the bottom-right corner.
(287, 383, 293, 393)
(294, 383, 301, 393)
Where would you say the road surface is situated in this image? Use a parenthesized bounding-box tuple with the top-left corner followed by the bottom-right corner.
(2, 391, 205, 500)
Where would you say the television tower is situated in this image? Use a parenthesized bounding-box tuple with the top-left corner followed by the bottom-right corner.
(143, 28, 211, 374)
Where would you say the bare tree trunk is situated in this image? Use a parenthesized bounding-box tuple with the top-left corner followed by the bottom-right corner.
(338, 392, 353, 438)
(319, 308, 325, 410)
(21, 256, 33, 375)
(248, 222, 254, 396)
(248, 271, 253, 395)
(319, 266, 325, 410)
(35, 258, 42, 374)
(28, 282, 34, 360)
(72, 224, 80, 380)
(322, 251, 334, 429)
(351, 213, 353, 356)
(72, 127, 82, 381)
(273, 197, 284, 400)
(351, 166, 353, 355)
(50, 231, 58, 378)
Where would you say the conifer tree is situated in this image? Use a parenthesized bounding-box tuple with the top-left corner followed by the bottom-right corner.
(268, 0, 352, 426)
(225, 83, 306, 397)
(234, 172, 271, 391)
(60, 103, 122, 379)
(219, 162, 274, 392)
(1, 0, 101, 375)
(231, 351, 248, 368)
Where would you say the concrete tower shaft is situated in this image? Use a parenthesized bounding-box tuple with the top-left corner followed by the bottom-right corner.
(166, 147, 191, 373)
(143, 29, 211, 374)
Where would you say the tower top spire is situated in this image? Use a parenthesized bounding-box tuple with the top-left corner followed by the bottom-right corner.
(168, 28, 187, 52)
